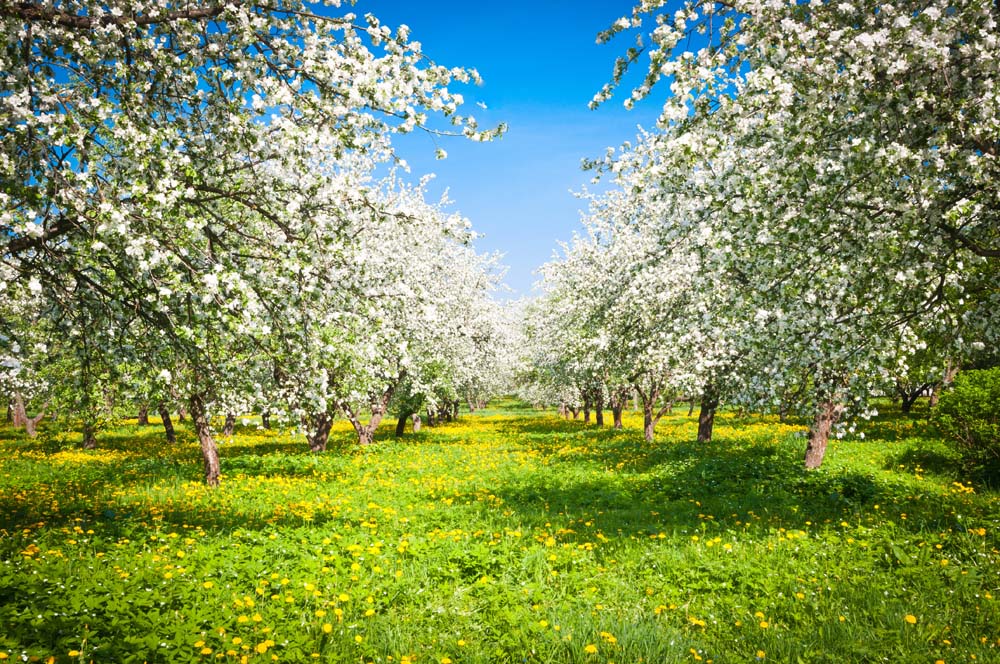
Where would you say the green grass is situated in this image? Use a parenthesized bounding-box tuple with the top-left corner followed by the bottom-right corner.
(0, 404, 997, 663)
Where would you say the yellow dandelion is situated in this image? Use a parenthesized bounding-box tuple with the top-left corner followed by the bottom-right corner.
(68, 652, 80, 658)
(759, 621, 769, 629)
(584, 644, 598, 654)
(322, 623, 332, 634)
(200, 648, 212, 656)
(904, 614, 917, 624)
(756, 651, 766, 659)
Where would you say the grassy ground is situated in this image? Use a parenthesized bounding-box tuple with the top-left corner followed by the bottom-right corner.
(0, 402, 997, 663)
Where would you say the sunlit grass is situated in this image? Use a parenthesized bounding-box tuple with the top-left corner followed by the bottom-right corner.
(1, 404, 997, 663)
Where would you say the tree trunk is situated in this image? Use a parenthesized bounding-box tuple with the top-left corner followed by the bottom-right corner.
(595, 391, 604, 427)
(612, 404, 623, 430)
(643, 403, 655, 443)
(261, 411, 271, 429)
(697, 387, 719, 443)
(14, 394, 47, 438)
(190, 394, 221, 487)
(5, 402, 12, 424)
(137, 405, 150, 426)
(583, 401, 591, 424)
(177, 405, 187, 422)
(452, 401, 460, 420)
(467, 400, 476, 413)
(222, 412, 236, 436)
(688, 397, 696, 417)
(929, 363, 961, 408)
(571, 407, 580, 420)
(395, 411, 411, 437)
(82, 421, 97, 449)
(900, 393, 917, 414)
(804, 400, 844, 469)
(426, 407, 436, 426)
(158, 403, 176, 444)
(11, 396, 27, 428)
(411, 413, 422, 432)
(305, 411, 333, 452)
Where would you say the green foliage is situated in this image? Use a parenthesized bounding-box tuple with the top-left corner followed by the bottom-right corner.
(935, 368, 1000, 483)
(0, 406, 997, 663)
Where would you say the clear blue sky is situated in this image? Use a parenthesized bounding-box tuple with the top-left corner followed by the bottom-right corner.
(361, 1, 662, 298)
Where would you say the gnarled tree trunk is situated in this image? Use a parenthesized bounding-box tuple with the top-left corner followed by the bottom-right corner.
(190, 394, 221, 487)
(305, 411, 333, 452)
(158, 403, 176, 444)
(82, 421, 97, 449)
(261, 411, 272, 429)
(697, 385, 719, 443)
(222, 412, 236, 436)
(395, 411, 412, 437)
(137, 405, 150, 426)
(595, 391, 604, 427)
(612, 404, 623, 429)
(13, 394, 48, 438)
(804, 400, 845, 469)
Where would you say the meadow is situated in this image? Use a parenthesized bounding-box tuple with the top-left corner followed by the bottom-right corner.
(1, 402, 997, 663)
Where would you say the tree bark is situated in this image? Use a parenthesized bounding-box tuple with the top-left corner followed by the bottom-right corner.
(697, 386, 719, 443)
(571, 407, 580, 420)
(595, 391, 604, 427)
(452, 401, 460, 420)
(222, 412, 236, 436)
(11, 396, 27, 428)
(137, 405, 150, 426)
(158, 403, 176, 444)
(344, 385, 395, 446)
(804, 400, 844, 469)
(411, 413, 421, 432)
(643, 403, 656, 442)
(688, 397, 696, 417)
(261, 410, 271, 429)
(612, 404, 623, 429)
(633, 381, 673, 443)
(305, 411, 333, 452)
(583, 400, 591, 424)
(929, 363, 960, 408)
(82, 421, 97, 449)
(13, 394, 47, 437)
(395, 411, 412, 437)
(190, 394, 221, 487)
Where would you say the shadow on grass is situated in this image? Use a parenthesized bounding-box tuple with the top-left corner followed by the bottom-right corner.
(0, 407, 983, 549)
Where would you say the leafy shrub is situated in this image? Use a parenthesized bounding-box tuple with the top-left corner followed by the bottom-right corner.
(934, 368, 1000, 483)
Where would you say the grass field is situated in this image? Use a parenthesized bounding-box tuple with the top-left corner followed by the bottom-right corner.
(1, 402, 997, 663)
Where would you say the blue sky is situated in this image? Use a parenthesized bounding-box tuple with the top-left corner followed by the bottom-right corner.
(361, 1, 663, 298)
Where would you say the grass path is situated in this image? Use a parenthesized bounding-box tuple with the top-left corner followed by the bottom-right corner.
(1, 403, 998, 662)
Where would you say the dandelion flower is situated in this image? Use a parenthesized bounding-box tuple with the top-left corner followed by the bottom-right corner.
(904, 614, 917, 624)
(584, 644, 598, 654)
